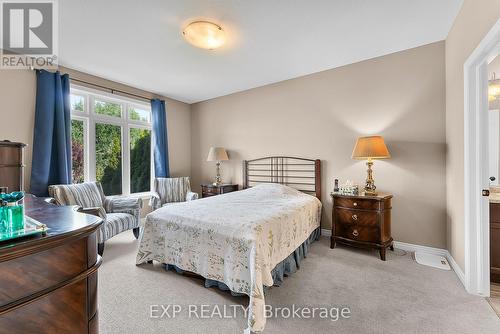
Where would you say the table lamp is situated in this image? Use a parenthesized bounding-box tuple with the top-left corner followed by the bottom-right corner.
(351, 136, 391, 195)
(206, 147, 229, 185)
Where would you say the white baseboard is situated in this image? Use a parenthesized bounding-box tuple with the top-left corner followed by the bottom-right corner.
(392, 241, 448, 256)
(446, 252, 465, 285)
(321, 229, 465, 287)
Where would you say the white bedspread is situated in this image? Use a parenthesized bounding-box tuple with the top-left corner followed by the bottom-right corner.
(136, 183, 322, 333)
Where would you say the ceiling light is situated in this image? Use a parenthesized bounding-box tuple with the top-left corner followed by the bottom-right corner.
(182, 21, 226, 50)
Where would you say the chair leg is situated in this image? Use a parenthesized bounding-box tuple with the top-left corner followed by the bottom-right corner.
(133, 227, 140, 239)
(98, 242, 105, 256)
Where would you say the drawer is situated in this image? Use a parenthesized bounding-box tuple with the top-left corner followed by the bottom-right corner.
(0, 237, 87, 307)
(335, 208, 379, 227)
(221, 185, 237, 193)
(202, 187, 219, 195)
(335, 197, 379, 210)
(491, 203, 500, 222)
(0, 278, 87, 334)
(336, 223, 380, 244)
(0, 146, 22, 165)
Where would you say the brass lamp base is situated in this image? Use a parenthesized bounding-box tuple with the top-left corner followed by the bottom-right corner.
(364, 160, 377, 196)
(213, 161, 222, 186)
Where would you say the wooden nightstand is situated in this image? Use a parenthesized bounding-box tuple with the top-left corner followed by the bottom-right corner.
(201, 184, 239, 198)
(330, 193, 393, 260)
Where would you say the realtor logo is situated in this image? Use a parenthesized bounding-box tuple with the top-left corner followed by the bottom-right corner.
(0, 0, 58, 69)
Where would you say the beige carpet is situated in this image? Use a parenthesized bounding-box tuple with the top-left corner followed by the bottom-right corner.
(99, 231, 500, 334)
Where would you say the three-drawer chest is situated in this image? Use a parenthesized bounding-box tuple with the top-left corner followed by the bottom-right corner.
(330, 193, 393, 260)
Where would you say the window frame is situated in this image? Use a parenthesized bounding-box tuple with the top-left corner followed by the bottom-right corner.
(70, 85, 153, 197)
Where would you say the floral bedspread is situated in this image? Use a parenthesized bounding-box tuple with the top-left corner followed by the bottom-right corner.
(136, 183, 322, 333)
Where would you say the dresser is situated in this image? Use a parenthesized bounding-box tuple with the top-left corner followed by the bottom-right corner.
(0, 195, 103, 333)
(331, 193, 393, 260)
(0, 140, 26, 192)
(201, 184, 239, 198)
(490, 202, 500, 283)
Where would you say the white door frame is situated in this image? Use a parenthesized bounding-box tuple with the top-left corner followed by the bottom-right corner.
(464, 19, 500, 297)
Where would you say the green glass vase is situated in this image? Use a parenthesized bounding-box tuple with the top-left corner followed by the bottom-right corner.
(0, 192, 25, 235)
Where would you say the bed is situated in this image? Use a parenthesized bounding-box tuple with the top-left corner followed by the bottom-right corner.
(136, 157, 322, 333)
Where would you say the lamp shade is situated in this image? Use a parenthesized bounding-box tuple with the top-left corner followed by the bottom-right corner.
(351, 136, 391, 160)
(207, 147, 229, 161)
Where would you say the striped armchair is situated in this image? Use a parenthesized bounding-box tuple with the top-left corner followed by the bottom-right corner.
(150, 177, 198, 210)
(48, 182, 142, 255)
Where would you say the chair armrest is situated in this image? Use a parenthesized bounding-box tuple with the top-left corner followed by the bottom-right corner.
(41, 197, 56, 205)
(186, 191, 199, 201)
(149, 192, 162, 210)
(104, 196, 142, 214)
(76, 206, 107, 219)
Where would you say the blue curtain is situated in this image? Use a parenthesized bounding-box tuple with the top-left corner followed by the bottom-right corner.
(30, 70, 72, 197)
(151, 99, 170, 178)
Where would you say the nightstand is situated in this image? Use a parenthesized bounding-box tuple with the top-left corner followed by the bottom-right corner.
(201, 184, 239, 198)
(330, 193, 393, 260)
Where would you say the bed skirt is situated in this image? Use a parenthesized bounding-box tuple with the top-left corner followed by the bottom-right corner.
(163, 227, 321, 296)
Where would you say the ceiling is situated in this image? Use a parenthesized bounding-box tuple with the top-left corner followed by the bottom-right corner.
(59, 0, 463, 104)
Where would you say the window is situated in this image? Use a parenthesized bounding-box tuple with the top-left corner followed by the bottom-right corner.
(95, 99, 122, 118)
(71, 119, 85, 183)
(129, 106, 151, 123)
(130, 128, 151, 193)
(95, 123, 122, 195)
(70, 94, 85, 112)
(70, 86, 152, 196)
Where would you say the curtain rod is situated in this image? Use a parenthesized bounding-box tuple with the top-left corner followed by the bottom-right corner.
(70, 77, 153, 102)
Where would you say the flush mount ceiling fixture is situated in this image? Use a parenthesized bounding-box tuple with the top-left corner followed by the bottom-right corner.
(182, 20, 226, 50)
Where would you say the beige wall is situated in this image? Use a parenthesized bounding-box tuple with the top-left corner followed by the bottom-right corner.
(0, 68, 191, 216)
(0, 70, 36, 190)
(191, 42, 447, 248)
(445, 0, 500, 270)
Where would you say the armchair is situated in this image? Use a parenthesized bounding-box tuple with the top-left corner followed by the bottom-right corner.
(150, 177, 198, 210)
(48, 182, 142, 255)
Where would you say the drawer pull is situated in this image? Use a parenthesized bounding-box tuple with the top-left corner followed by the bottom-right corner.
(352, 214, 358, 221)
(352, 229, 359, 237)
(353, 202, 358, 207)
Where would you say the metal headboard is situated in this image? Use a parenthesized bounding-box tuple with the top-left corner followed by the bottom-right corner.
(242, 156, 321, 201)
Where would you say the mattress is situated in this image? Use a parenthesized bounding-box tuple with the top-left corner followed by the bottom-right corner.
(136, 183, 322, 333)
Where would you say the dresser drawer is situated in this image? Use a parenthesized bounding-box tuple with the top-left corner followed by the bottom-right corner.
(0, 237, 88, 307)
(202, 186, 218, 194)
(491, 203, 500, 223)
(335, 197, 379, 210)
(336, 223, 380, 244)
(335, 208, 379, 227)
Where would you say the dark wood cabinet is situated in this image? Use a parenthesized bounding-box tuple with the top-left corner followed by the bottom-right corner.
(0, 195, 103, 333)
(201, 184, 239, 198)
(0, 140, 26, 192)
(331, 193, 393, 260)
(490, 202, 500, 283)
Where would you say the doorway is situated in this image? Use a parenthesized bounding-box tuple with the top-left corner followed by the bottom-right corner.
(464, 19, 500, 298)
(488, 55, 500, 317)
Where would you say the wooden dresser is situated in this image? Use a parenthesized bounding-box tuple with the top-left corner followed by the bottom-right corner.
(0, 140, 26, 192)
(331, 193, 393, 260)
(0, 195, 103, 333)
(201, 184, 239, 198)
(490, 202, 500, 283)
